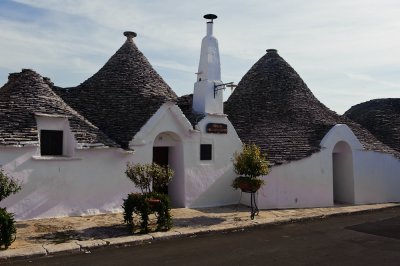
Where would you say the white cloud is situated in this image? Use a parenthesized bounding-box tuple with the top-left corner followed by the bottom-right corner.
(1, 0, 399, 113)
(346, 73, 400, 89)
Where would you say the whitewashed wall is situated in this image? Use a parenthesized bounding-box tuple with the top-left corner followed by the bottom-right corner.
(0, 146, 136, 220)
(4, 115, 397, 221)
(353, 150, 400, 204)
(256, 151, 333, 209)
(187, 113, 242, 207)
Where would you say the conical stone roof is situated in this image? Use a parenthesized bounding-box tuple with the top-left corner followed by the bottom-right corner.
(0, 69, 117, 147)
(225, 49, 399, 165)
(56, 32, 177, 148)
(345, 98, 400, 153)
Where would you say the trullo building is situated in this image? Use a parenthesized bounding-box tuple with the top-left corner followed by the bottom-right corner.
(0, 15, 399, 220)
(0, 15, 242, 220)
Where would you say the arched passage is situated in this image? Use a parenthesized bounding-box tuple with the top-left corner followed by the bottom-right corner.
(332, 141, 355, 204)
(153, 131, 185, 207)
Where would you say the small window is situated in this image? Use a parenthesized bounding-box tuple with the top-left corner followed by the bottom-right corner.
(40, 130, 63, 156)
(200, 144, 212, 161)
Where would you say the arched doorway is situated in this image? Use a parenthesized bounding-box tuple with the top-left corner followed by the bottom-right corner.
(332, 141, 355, 204)
(153, 132, 184, 207)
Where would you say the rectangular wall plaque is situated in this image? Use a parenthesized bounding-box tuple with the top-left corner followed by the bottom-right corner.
(206, 123, 228, 134)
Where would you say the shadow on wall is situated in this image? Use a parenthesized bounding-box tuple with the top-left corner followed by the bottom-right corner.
(188, 164, 240, 208)
(2, 149, 134, 220)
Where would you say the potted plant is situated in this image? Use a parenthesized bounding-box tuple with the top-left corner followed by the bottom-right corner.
(123, 163, 173, 232)
(232, 144, 270, 193)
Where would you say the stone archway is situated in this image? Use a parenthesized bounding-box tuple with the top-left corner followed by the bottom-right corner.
(152, 131, 185, 207)
(332, 141, 355, 204)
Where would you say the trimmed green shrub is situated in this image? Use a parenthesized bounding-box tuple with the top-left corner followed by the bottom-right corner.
(0, 208, 16, 248)
(123, 192, 172, 233)
(0, 168, 21, 249)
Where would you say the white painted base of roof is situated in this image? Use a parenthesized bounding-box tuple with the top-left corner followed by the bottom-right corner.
(252, 125, 400, 209)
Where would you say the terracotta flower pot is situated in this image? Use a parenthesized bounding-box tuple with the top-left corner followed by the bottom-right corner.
(147, 198, 161, 207)
(238, 182, 261, 193)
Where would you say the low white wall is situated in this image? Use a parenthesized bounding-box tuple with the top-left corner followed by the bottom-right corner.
(0, 146, 136, 220)
(353, 150, 400, 204)
(256, 151, 334, 209)
(256, 147, 400, 210)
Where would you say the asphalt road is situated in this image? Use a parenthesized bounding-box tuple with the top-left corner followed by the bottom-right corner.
(6, 207, 400, 266)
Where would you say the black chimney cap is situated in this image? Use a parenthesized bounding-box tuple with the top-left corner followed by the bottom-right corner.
(204, 14, 217, 21)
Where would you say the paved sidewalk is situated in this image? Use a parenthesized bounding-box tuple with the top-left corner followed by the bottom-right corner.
(1, 203, 399, 260)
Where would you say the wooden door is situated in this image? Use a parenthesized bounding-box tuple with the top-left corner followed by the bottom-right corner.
(153, 147, 169, 194)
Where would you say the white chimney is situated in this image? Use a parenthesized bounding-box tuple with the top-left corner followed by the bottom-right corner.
(192, 14, 223, 115)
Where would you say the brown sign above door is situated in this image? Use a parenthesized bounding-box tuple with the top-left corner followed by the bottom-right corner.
(206, 123, 228, 134)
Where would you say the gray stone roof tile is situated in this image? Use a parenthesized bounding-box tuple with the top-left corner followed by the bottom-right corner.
(345, 98, 400, 153)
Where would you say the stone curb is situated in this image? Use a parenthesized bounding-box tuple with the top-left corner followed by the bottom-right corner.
(0, 245, 47, 260)
(43, 242, 81, 255)
(1, 203, 398, 261)
(103, 234, 153, 247)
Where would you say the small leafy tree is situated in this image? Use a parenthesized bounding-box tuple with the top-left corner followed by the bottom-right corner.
(125, 163, 152, 193)
(0, 168, 22, 248)
(232, 144, 270, 192)
(0, 169, 21, 202)
(150, 164, 174, 194)
(125, 163, 173, 193)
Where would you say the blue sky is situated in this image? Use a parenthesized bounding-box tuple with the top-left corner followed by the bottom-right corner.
(1, 0, 399, 114)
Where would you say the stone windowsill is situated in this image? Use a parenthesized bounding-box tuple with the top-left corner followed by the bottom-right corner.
(31, 155, 82, 161)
